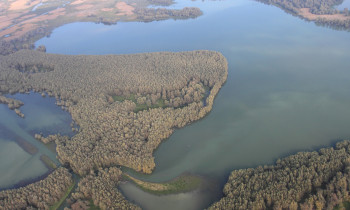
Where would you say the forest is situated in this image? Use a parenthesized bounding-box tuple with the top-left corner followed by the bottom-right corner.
(0, 168, 73, 209)
(257, 0, 350, 30)
(68, 167, 139, 209)
(210, 140, 350, 209)
(0, 49, 227, 209)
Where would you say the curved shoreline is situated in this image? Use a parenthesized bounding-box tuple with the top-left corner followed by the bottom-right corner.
(123, 173, 202, 195)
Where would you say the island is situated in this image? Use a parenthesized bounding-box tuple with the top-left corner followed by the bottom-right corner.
(0, 49, 228, 209)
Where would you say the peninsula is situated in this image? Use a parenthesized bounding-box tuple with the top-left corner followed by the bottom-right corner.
(0, 49, 228, 209)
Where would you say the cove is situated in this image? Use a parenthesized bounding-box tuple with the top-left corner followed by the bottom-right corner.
(36, 0, 350, 209)
(0, 92, 74, 189)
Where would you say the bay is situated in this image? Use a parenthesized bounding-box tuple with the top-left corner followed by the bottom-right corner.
(0, 92, 74, 189)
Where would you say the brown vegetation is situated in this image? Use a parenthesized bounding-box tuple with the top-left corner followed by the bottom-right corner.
(256, 0, 350, 30)
(0, 167, 73, 209)
(0, 0, 202, 56)
(68, 167, 140, 209)
(210, 140, 350, 209)
(34, 133, 69, 144)
(0, 50, 228, 177)
(0, 95, 23, 110)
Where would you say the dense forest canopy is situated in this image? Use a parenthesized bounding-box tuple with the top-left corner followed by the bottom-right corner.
(257, 0, 350, 30)
(0, 168, 73, 209)
(0, 49, 228, 176)
(0, 49, 227, 209)
(210, 140, 350, 209)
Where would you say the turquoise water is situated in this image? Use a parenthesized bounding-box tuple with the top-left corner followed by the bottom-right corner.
(0, 92, 73, 189)
(35, 0, 350, 209)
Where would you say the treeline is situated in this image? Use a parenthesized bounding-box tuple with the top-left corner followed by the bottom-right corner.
(67, 167, 140, 210)
(35, 133, 69, 144)
(0, 95, 23, 110)
(135, 7, 202, 21)
(210, 140, 350, 209)
(148, 0, 174, 6)
(0, 0, 202, 56)
(315, 17, 350, 30)
(108, 77, 207, 110)
(0, 167, 73, 209)
(0, 27, 50, 56)
(0, 95, 24, 117)
(0, 50, 228, 176)
(257, 0, 343, 14)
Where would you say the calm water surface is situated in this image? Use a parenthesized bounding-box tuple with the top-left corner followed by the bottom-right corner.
(35, 0, 350, 209)
(336, 0, 350, 10)
(0, 92, 73, 189)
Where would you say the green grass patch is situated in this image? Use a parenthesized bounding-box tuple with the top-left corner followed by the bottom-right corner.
(335, 201, 350, 210)
(40, 155, 57, 170)
(112, 94, 167, 112)
(88, 199, 101, 210)
(50, 181, 75, 210)
(124, 173, 202, 195)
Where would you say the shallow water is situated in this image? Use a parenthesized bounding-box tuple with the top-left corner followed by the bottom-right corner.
(35, 0, 350, 209)
(336, 0, 350, 10)
(0, 92, 73, 189)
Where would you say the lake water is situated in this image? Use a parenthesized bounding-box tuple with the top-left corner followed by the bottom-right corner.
(336, 0, 350, 10)
(0, 92, 73, 189)
(35, 0, 350, 209)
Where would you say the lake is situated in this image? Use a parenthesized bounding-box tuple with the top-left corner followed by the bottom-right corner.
(0, 92, 73, 189)
(36, 0, 350, 209)
(336, 0, 350, 10)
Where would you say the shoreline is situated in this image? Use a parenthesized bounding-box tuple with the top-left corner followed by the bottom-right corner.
(123, 173, 202, 195)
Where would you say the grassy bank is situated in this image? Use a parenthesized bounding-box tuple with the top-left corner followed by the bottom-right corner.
(123, 173, 202, 195)
(50, 181, 75, 210)
(112, 94, 166, 112)
(40, 155, 57, 170)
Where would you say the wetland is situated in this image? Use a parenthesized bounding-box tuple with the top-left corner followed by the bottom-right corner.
(1, 0, 350, 209)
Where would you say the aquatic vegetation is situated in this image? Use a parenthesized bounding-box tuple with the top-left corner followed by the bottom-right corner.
(0, 49, 228, 176)
(0, 167, 73, 209)
(257, 0, 350, 30)
(69, 167, 139, 209)
(0, 49, 227, 209)
(210, 140, 350, 209)
(123, 173, 202, 195)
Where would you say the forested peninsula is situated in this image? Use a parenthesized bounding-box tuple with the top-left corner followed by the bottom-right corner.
(0, 49, 227, 209)
(210, 140, 350, 210)
(257, 0, 350, 30)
